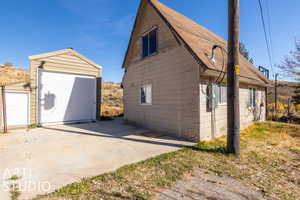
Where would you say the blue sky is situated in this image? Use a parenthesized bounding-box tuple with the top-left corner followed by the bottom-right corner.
(0, 0, 299, 82)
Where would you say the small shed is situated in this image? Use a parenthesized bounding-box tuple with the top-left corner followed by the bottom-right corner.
(0, 81, 31, 128)
(1, 49, 102, 130)
(29, 48, 102, 126)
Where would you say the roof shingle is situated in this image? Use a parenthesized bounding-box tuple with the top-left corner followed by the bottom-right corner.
(150, 0, 269, 84)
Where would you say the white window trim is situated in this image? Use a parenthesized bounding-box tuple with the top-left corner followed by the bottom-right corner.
(215, 84, 227, 106)
(141, 27, 158, 58)
(140, 84, 152, 105)
(248, 87, 257, 109)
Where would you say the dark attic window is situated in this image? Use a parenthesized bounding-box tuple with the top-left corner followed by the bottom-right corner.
(142, 29, 157, 58)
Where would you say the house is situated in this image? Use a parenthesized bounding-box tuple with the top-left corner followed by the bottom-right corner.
(0, 48, 102, 129)
(122, 0, 269, 142)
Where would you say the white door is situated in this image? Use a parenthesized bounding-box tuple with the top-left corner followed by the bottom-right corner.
(38, 70, 97, 125)
(5, 92, 29, 126)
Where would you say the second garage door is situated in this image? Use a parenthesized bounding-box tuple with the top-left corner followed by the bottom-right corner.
(38, 70, 97, 125)
(6, 92, 29, 126)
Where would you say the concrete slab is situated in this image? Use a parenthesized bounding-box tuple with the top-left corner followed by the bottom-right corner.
(0, 118, 194, 200)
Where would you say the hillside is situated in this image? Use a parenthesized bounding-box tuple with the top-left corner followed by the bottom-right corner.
(101, 82, 123, 117)
(0, 65, 123, 117)
(267, 81, 298, 103)
(0, 64, 30, 85)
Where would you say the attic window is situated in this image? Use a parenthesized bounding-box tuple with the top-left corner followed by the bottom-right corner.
(142, 29, 157, 58)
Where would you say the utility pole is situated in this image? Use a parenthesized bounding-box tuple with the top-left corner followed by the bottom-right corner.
(227, 0, 240, 157)
(1, 86, 7, 133)
(274, 73, 279, 119)
(287, 97, 291, 123)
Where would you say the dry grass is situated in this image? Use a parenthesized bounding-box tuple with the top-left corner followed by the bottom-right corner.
(267, 81, 297, 104)
(0, 65, 29, 85)
(34, 122, 300, 200)
(101, 82, 123, 117)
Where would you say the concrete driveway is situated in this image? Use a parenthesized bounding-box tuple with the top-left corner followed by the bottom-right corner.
(0, 118, 193, 200)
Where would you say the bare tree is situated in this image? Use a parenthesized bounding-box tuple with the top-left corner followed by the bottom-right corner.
(278, 38, 300, 104)
(3, 62, 13, 67)
(239, 42, 254, 64)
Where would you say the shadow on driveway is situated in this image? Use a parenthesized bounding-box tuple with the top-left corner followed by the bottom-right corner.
(41, 118, 194, 149)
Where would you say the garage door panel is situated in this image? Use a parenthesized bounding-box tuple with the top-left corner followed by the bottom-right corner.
(6, 92, 29, 126)
(39, 71, 96, 125)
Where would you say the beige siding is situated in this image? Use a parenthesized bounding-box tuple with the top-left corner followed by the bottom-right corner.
(123, 2, 200, 141)
(125, 2, 179, 67)
(29, 53, 101, 125)
(199, 79, 266, 141)
(5, 82, 30, 92)
(123, 46, 200, 141)
(122, 0, 266, 142)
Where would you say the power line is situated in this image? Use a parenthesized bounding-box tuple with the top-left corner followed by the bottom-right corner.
(266, 0, 275, 71)
(258, 0, 274, 77)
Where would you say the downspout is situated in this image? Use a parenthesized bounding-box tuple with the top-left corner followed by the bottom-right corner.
(35, 66, 39, 126)
(1, 86, 7, 133)
(210, 79, 216, 139)
(35, 61, 45, 126)
(265, 86, 268, 120)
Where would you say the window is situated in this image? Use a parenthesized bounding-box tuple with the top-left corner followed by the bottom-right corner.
(142, 29, 157, 58)
(141, 84, 152, 105)
(249, 88, 257, 108)
(213, 85, 227, 105)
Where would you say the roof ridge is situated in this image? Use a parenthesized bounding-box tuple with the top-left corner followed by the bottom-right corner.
(150, 0, 269, 84)
(151, 0, 226, 45)
(29, 49, 102, 69)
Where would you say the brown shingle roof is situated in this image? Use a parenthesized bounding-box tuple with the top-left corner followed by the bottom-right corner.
(150, 0, 269, 84)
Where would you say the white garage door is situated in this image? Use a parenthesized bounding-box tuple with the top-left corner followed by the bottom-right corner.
(5, 92, 29, 126)
(38, 70, 97, 125)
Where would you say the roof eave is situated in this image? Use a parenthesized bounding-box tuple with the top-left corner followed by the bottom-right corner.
(121, 0, 145, 68)
(29, 49, 102, 70)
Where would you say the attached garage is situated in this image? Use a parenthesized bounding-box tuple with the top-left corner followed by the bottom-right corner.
(29, 48, 102, 126)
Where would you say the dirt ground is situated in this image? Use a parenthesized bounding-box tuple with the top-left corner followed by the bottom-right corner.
(157, 169, 264, 200)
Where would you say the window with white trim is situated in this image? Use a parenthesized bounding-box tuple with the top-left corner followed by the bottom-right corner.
(141, 84, 152, 105)
(213, 85, 227, 105)
(249, 88, 257, 108)
(142, 29, 157, 58)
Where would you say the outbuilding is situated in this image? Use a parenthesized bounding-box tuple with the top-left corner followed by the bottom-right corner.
(0, 81, 31, 128)
(1, 48, 102, 130)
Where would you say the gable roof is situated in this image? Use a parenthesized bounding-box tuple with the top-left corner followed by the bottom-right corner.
(123, 0, 269, 85)
(29, 48, 102, 70)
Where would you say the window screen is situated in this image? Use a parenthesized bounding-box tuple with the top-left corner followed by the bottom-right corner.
(213, 85, 227, 105)
(141, 84, 152, 104)
(142, 29, 157, 58)
(249, 88, 257, 108)
(149, 29, 157, 55)
(142, 35, 149, 58)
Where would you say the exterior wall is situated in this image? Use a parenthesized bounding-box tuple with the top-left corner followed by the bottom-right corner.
(123, 46, 200, 141)
(199, 78, 266, 141)
(122, 0, 267, 142)
(124, 2, 179, 67)
(123, 1, 200, 141)
(29, 53, 101, 125)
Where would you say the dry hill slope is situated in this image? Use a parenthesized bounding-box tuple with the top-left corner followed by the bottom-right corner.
(101, 82, 123, 117)
(0, 64, 30, 85)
